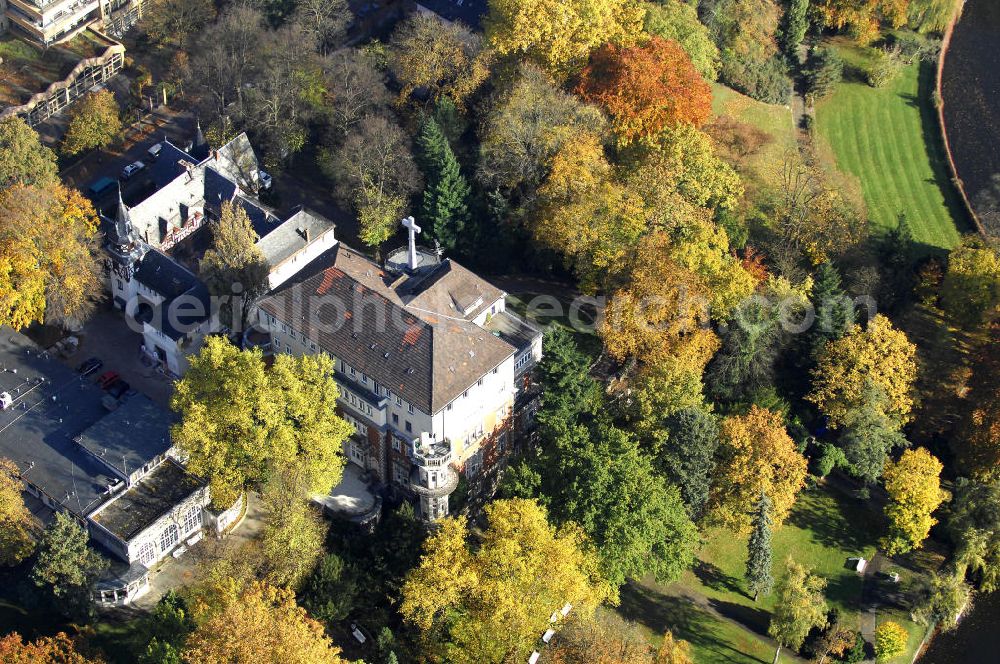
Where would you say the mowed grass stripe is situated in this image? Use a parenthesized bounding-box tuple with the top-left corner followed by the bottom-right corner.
(816, 55, 963, 250)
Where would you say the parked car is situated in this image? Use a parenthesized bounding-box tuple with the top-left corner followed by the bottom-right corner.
(77, 357, 103, 376)
(121, 161, 146, 180)
(87, 176, 117, 198)
(147, 143, 163, 160)
(106, 380, 130, 399)
(97, 370, 120, 389)
(258, 170, 272, 190)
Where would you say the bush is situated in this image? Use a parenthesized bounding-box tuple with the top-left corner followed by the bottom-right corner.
(845, 632, 867, 663)
(867, 46, 904, 88)
(720, 52, 792, 104)
(888, 31, 942, 64)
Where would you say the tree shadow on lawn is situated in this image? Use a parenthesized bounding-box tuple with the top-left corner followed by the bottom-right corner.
(693, 560, 747, 598)
(785, 489, 877, 553)
(617, 582, 769, 664)
(707, 598, 771, 637)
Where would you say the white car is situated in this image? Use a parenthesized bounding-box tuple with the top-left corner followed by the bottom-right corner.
(121, 161, 146, 180)
(258, 170, 273, 190)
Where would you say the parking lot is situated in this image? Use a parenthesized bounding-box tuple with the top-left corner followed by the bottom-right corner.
(59, 306, 176, 410)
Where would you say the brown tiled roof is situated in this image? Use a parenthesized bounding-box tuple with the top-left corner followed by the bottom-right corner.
(258, 245, 514, 413)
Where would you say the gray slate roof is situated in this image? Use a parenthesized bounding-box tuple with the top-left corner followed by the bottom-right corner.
(75, 395, 176, 480)
(258, 245, 514, 413)
(133, 249, 211, 341)
(0, 329, 122, 517)
(256, 208, 336, 269)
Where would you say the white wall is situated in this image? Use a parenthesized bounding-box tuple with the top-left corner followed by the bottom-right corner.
(266, 230, 338, 290)
(123, 484, 210, 566)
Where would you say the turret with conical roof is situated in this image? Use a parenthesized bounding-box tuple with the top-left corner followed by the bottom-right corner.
(106, 187, 144, 282)
(191, 118, 209, 161)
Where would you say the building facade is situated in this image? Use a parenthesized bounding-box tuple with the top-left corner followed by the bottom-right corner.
(1, 0, 142, 45)
(256, 230, 542, 521)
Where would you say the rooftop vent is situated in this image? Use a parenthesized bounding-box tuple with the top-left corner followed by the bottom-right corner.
(406, 367, 415, 375)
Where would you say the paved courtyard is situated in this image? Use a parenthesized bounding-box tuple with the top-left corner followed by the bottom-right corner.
(132, 492, 266, 609)
(58, 306, 176, 409)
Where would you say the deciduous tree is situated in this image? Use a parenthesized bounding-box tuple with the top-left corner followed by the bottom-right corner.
(183, 580, 346, 663)
(710, 406, 808, 534)
(0, 117, 57, 190)
(881, 447, 947, 556)
(768, 558, 829, 662)
(745, 492, 774, 601)
(172, 338, 353, 509)
(910, 571, 971, 631)
(0, 458, 34, 566)
(538, 422, 699, 586)
(259, 470, 328, 591)
(0, 631, 102, 664)
(400, 499, 614, 663)
(808, 314, 917, 429)
(0, 183, 102, 329)
(61, 90, 121, 156)
(947, 477, 1000, 592)
(142, 0, 217, 50)
(940, 236, 1000, 330)
(838, 383, 910, 485)
(291, 0, 349, 55)
(873, 620, 908, 662)
(576, 37, 712, 144)
(546, 614, 658, 664)
(199, 200, 270, 332)
(484, 0, 645, 77)
(389, 13, 489, 106)
(322, 49, 393, 140)
(816, 0, 909, 45)
(476, 64, 606, 198)
(953, 328, 1000, 481)
(321, 114, 421, 256)
(644, 0, 720, 80)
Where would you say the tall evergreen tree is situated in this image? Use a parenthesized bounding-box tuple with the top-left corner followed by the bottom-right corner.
(657, 408, 720, 519)
(30, 512, 107, 618)
(807, 262, 854, 359)
(879, 214, 917, 310)
(535, 325, 599, 431)
(415, 115, 470, 253)
(746, 491, 774, 601)
(781, 0, 811, 57)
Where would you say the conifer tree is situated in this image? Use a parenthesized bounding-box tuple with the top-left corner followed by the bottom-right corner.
(415, 115, 470, 253)
(808, 261, 854, 359)
(746, 491, 774, 601)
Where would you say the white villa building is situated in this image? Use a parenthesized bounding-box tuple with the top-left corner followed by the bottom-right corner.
(256, 219, 543, 520)
(102, 133, 336, 376)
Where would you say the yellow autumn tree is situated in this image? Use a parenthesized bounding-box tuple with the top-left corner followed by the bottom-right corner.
(485, 0, 645, 77)
(0, 183, 102, 330)
(533, 133, 647, 291)
(710, 406, 809, 534)
(815, 0, 910, 45)
(400, 498, 614, 664)
(0, 458, 35, 566)
(601, 231, 721, 370)
(808, 314, 918, 429)
(183, 580, 346, 663)
(881, 447, 947, 556)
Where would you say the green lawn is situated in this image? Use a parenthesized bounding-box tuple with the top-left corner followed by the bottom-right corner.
(815, 40, 964, 250)
(711, 82, 797, 187)
(616, 484, 929, 663)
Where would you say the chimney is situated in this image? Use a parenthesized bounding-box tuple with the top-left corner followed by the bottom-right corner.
(305, 226, 311, 243)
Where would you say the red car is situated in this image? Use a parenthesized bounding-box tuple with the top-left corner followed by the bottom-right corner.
(97, 371, 120, 389)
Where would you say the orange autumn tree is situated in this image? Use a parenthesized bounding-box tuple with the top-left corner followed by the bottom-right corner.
(577, 36, 712, 145)
(0, 631, 102, 664)
(815, 0, 910, 44)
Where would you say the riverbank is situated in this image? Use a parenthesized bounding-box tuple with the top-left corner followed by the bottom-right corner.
(918, 591, 1000, 663)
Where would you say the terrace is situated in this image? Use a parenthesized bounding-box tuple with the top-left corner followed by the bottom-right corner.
(0, 29, 123, 124)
